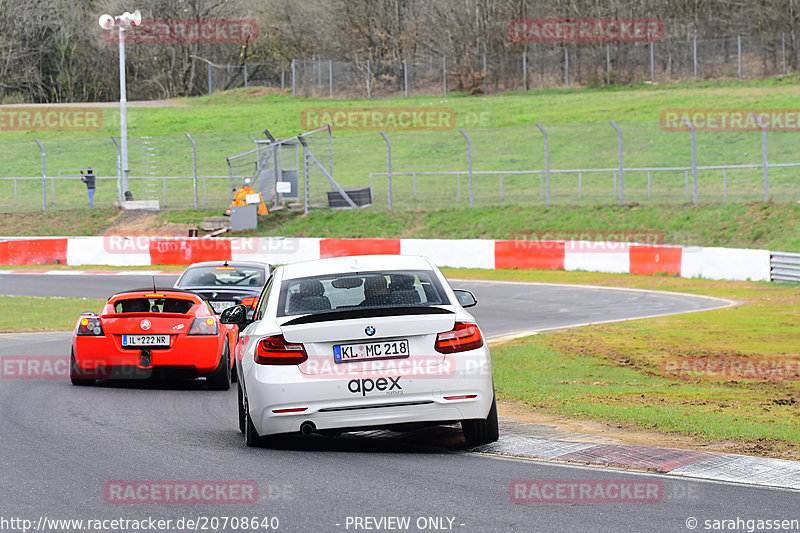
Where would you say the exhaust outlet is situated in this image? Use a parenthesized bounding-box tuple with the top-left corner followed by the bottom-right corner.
(299, 421, 316, 436)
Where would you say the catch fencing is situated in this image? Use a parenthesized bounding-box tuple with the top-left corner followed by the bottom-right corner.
(206, 34, 800, 97)
(1, 121, 799, 212)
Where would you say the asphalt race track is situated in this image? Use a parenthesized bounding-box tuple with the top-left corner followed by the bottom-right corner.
(1, 274, 797, 533)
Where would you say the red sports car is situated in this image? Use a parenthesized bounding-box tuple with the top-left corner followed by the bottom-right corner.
(70, 288, 237, 389)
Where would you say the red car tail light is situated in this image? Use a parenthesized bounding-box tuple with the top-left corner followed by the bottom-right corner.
(189, 317, 218, 335)
(77, 316, 104, 336)
(255, 335, 307, 365)
(240, 296, 259, 309)
(435, 322, 484, 354)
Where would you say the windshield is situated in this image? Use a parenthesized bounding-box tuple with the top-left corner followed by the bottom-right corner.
(177, 266, 265, 288)
(113, 297, 194, 314)
(277, 270, 450, 317)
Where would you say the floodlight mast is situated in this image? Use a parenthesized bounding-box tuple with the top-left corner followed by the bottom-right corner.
(99, 10, 141, 200)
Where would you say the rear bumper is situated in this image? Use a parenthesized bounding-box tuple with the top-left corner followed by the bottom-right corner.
(73, 336, 222, 377)
(244, 352, 493, 436)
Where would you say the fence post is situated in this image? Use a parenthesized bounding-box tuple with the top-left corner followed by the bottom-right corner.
(380, 132, 392, 210)
(367, 59, 372, 98)
(329, 60, 333, 98)
(564, 49, 569, 86)
(737, 35, 742, 78)
(225, 157, 235, 203)
(483, 53, 488, 95)
(403, 59, 408, 97)
(327, 124, 334, 184)
(522, 50, 527, 91)
(723, 168, 727, 200)
(693, 38, 697, 77)
(751, 113, 769, 202)
(535, 123, 551, 206)
(34, 139, 46, 211)
(291, 59, 296, 97)
(647, 171, 651, 198)
(650, 42, 655, 81)
(605, 45, 611, 85)
(302, 141, 309, 215)
(111, 136, 122, 203)
(186, 133, 198, 209)
(681, 117, 698, 205)
(610, 121, 624, 205)
(782, 33, 787, 74)
(442, 55, 447, 95)
(459, 129, 474, 208)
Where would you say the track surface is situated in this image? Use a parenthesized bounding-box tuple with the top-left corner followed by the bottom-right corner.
(1, 274, 797, 533)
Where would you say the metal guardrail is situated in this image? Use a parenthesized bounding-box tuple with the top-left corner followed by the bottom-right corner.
(770, 251, 800, 283)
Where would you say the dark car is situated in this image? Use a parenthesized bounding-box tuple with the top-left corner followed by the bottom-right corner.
(174, 260, 273, 318)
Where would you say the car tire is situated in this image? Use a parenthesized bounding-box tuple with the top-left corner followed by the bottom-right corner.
(69, 348, 95, 386)
(243, 394, 266, 447)
(231, 361, 238, 383)
(206, 340, 231, 391)
(461, 394, 499, 446)
(237, 385, 246, 434)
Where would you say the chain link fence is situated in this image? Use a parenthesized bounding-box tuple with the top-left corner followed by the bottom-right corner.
(1, 121, 799, 211)
(205, 33, 800, 97)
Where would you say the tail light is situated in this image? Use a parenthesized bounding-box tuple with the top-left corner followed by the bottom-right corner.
(189, 317, 218, 335)
(240, 296, 259, 309)
(435, 322, 483, 354)
(255, 335, 307, 365)
(77, 316, 104, 336)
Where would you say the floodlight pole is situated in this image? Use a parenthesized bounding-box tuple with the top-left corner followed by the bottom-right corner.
(102, 11, 140, 198)
(118, 24, 130, 197)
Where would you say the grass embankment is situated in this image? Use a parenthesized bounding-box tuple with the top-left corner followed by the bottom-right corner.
(0, 296, 103, 332)
(4, 203, 798, 253)
(4, 77, 800, 209)
(441, 269, 800, 454)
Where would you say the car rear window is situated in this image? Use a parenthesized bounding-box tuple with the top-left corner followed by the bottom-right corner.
(177, 266, 265, 288)
(114, 298, 194, 314)
(278, 270, 450, 317)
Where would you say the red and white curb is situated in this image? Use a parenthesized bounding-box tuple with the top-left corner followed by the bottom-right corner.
(474, 434, 800, 490)
(0, 236, 773, 282)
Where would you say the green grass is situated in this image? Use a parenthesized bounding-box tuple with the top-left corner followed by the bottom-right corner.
(3, 77, 800, 210)
(452, 268, 800, 447)
(4, 203, 800, 253)
(0, 296, 104, 332)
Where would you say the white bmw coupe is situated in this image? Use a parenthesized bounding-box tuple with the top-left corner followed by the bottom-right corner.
(221, 254, 498, 447)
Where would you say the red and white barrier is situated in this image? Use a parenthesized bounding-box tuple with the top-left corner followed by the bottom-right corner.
(0, 236, 772, 282)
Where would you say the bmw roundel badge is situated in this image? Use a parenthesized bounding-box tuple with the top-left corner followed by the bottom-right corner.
(365, 326, 375, 336)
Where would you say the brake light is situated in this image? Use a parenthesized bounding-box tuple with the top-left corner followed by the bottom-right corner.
(189, 317, 218, 335)
(255, 335, 307, 365)
(77, 316, 104, 336)
(240, 296, 259, 309)
(434, 322, 483, 354)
